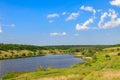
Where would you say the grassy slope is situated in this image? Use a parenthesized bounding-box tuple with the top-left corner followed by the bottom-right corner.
(2, 47, 120, 80)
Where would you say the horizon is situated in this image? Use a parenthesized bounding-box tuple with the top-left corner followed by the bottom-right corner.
(0, 43, 119, 47)
(0, 0, 120, 45)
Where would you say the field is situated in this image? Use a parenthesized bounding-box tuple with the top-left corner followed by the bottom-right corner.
(1, 44, 120, 80)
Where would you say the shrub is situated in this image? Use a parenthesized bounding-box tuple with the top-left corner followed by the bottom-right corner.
(21, 53, 26, 57)
(37, 66, 45, 71)
(105, 55, 110, 58)
(117, 53, 120, 56)
(92, 55, 97, 60)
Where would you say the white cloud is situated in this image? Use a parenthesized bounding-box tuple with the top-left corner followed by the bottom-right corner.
(47, 13, 59, 18)
(0, 24, 2, 33)
(48, 20, 54, 23)
(110, 0, 120, 7)
(98, 9, 120, 29)
(0, 23, 15, 33)
(103, 19, 120, 28)
(97, 9, 102, 12)
(98, 12, 108, 28)
(62, 32, 67, 36)
(76, 24, 88, 31)
(3, 24, 15, 27)
(11, 24, 15, 27)
(66, 12, 79, 21)
(50, 32, 59, 36)
(0, 28, 2, 33)
(50, 32, 67, 36)
(80, 5, 96, 15)
(62, 12, 67, 15)
(74, 33, 79, 36)
(108, 9, 118, 20)
(76, 17, 94, 30)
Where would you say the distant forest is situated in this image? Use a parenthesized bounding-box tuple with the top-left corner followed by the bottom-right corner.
(0, 43, 117, 51)
(0, 43, 120, 60)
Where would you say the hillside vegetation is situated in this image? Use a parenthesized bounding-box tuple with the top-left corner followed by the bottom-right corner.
(1, 44, 120, 80)
(0, 43, 112, 60)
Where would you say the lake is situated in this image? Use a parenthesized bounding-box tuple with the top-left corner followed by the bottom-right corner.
(0, 54, 84, 78)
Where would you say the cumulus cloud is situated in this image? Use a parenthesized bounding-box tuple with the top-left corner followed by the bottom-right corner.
(80, 5, 96, 15)
(103, 19, 120, 28)
(98, 12, 108, 28)
(66, 12, 79, 21)
(47, 13, 59, 18)
(50, 32, 67, 36)
(98, 9, 120, 29)
(62, 12, 67, 15)
(110, 0, 120, 7)
(76, 17, 94, 30)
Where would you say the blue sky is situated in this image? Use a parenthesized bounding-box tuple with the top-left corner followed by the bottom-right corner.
(0, 0, 120, 45)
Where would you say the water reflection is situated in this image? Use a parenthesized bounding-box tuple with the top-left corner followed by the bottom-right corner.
(0, 54, 84, 78)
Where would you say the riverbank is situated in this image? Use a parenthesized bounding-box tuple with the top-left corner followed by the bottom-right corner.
(2, 46, 120, 80)
(0, 43, 112, 60)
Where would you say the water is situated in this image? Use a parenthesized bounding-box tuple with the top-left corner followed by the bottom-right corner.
(0, 54, 84, 78)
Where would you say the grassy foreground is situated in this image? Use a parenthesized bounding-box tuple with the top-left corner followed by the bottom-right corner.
(2, 46, 120, 80)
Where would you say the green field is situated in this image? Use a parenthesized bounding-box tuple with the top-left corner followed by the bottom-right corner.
(1, 44, 120, 80)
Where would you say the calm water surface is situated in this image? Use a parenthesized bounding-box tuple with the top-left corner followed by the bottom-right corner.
(0, 54, 84, 78)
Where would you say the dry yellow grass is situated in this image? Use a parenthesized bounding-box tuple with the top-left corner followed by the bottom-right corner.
(0, 50, 33, 55)
(103, 47, 120, 50)
(37, 74, 81, 80)
(41, 50, 50, 54)
(109, 52, 119, 56)
(102, 69, 120, 80)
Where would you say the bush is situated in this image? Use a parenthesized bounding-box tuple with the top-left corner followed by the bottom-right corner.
(37, 66, 45, 71)
(105, 55, 110, 58)
(118, 53, 120, 56)
(92, 55, 97, 60)
(21, 53, 26, 57)
(105, 55, 111, 60)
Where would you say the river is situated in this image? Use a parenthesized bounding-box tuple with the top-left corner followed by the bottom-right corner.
(0, 54, 84, 78)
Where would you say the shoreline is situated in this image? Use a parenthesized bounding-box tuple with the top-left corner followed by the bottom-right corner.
(0, 54, 84, 79)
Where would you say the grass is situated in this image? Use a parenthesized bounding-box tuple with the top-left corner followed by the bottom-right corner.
(2, 46, 120, 80)
(0, 44, 111, 60)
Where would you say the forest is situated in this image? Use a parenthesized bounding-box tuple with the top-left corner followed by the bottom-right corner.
(0, 43, 118, 60)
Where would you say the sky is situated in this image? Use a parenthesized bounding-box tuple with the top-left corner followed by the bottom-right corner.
(0, 0, 120, 45)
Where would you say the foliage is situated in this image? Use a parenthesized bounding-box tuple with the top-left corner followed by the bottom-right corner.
(37, 66, 45, 71)
(0, 43, 114, 60)
(118, 53, 120, 56)
(2, 46, 120, 80)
